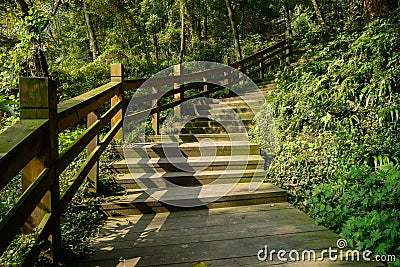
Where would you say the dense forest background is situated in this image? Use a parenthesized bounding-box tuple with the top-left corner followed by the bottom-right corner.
(0, 0, 400, 266)
(0, 0, 397, 118)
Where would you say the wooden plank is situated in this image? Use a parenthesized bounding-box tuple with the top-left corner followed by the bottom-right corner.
(173, 64, 183, 117)
(57, 82, 121, 132)
(0, 119, 48, 190)
(19, 77, 60, 258)
(57, 101, 123, 175)
(99, 187, 286, 215)
(127, 82, 205, 106)
(95, 205, 321, 234)
(110, 63, 124, 82)
(124, 80, 237, 124)
(123, 78, 146, 91)
(110, 64, 124, 140)
(87, 111, 99, 193)
(231, 39, 288, 69)
(124, 83, 226, 123)
(84, 223, 339, 264)
(223, 56, 231, 94)
(0, 168, 51, 255)
(131, 67, 230, 90)
(151, 86, 159, 134)
(102, 202, 294, 222)
(241, 44, 289, 74)
(95, 208, 324, 244)
(19, 78, 54, 119)
(182, 67, 228, 82)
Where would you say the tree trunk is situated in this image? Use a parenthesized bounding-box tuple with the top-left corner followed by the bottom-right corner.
(15, 0, 49, 77)
(225, 0, 242, 60)
(83, 1, 99, 60)
(284, 1, 292, 38)
(363, 0, 398, 21)
(152, 24, 159, 65)
(284, 1, 292, 64)
(179, 0, 185, 63)
(311, 0, 326, 28)
(110, 0, 150, 63)
(204, 0, 208, 47)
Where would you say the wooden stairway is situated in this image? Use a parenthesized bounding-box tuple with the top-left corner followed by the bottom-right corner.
(100, 81, 286, 216)
(84, 81, 376, 267)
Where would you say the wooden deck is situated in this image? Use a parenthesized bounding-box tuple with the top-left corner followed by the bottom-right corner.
(79, 83, 381, 267)
(80, 202, 378, 267)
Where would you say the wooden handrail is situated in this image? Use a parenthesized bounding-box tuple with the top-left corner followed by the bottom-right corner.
(58, 81, 121, 132)
(230, 39, 288, 69)
(0, 65, 125, 264)
(0, 39, 290, 265)
(0, 119, 48, 190)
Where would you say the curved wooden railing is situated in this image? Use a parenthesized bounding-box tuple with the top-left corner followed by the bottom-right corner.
(0, 39, 290, 265)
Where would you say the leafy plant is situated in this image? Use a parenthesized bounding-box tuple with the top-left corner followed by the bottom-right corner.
(307, 166, 400, 266)
(254, 16, 400, 265)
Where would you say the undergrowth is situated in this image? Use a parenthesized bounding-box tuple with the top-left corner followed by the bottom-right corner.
(255, 17, 400, 265)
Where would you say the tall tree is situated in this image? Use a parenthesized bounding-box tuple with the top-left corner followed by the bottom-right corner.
(363, 0, 398, 21)
(203, 0, 208, 46)
(225, 0, 242, 60)
(311, 0, 326, 28)
(179, 0, 186, 63)
(83, 1, 99, 60)
(15, 0, 49, 77)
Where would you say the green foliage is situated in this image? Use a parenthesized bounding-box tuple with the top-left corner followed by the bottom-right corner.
(0, 176, 21, 219)
(0, 230, 43, 266)
(249, 102, 276, 155)
(291, 5, 325, 45)
(61, 198, 106, 260)
(1, 0, 399, 264)
(308, 166, 400, 265)
(0, 93, 18, 132)
(255, 16, 400, 265)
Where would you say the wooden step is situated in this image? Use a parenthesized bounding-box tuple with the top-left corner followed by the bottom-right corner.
(257, 80, 277, 89)
(191, 112, 255, 120)
(115, 169, 268, 188)
(183, 119, 253, 128)
(180, 126, 250, 134)
(99, 182, 287, 216)
(192, 101, 259, 112)
(144, 133, 249, 143)
(219, 96, 262, 102)
(111, 155, 265, 173)
(121, 141, 260, 158)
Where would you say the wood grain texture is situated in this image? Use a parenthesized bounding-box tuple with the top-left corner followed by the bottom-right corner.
(81, 203, 379, 267)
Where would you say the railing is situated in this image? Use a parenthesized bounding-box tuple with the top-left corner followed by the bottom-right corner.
(0, 40, 290, 265)
(230, 39, 291, 78)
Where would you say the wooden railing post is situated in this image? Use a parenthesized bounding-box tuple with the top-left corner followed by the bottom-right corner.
(223, 56, 231, 94)
(19, 77, 61, 260)
(174, 64, 183, 118)
(151, 86, 160, 134)
(110, 63, 124, 140)
(203, 76, 208, 92)
(87, 109, 99, 193)
(285, 41, 291, 64)
(259, 56, 265, 80)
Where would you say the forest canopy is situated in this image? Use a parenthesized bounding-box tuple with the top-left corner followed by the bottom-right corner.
(0, 0, 400, 265)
